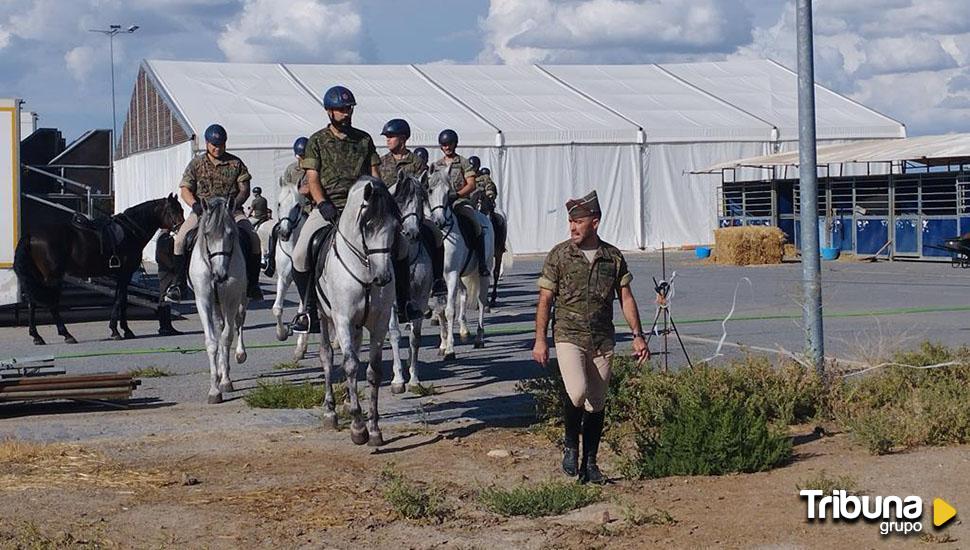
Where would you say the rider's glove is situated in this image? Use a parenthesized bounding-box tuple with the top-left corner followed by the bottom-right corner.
(317, 200, 339, 222)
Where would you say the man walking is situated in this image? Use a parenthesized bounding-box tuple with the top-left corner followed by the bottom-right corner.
(532, 190, 650, 484)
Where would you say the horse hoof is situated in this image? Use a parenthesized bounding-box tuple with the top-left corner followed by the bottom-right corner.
(32, 337, 46, 346)
(109, 333, 122, 341)
(391, 383, 406, 395)
(474, 341, 485, 349)
(322, 412, 338, 430)
(64, 336, 78, 345)
(430, 318, 439, 327)
(444, 352, 456, 362)
(350, 426, 370, 446)
(276, 329, 288, 342)
(236, 351, 248, 364)
(367, 431, 385, 447)
(484, 306, 492, 314)
(437, 348, 445, 357)
(123, 331, 136, 340)
(459, 334, 470, 344)
(293, 350, 306, 361)
(207, 393, 223, 405)
(220, 381, 235, 393)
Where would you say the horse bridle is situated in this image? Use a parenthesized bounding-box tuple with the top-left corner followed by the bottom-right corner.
(429, 191, 456, 240)
(333, 204, 396, 289)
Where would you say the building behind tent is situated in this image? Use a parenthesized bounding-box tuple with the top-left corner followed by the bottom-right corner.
(113, 59, 904, 261)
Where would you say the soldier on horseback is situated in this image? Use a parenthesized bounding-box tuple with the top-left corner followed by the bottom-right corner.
(166, 124, 263, 302)
(379, 118, 447, 297)
(432, 129, 491, 278)
(263, 137, 309, 277)
(289, 86, 422, 334)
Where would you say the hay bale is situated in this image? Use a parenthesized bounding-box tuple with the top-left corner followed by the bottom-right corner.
(714, 226, 786, 266)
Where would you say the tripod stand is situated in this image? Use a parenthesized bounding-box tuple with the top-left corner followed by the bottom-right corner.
(645, 244, 693, 372)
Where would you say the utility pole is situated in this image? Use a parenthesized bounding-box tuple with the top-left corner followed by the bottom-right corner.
(88, 24, 139, 193)
(796, 0, 824, 373)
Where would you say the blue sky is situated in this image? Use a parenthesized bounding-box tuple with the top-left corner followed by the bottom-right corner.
(2, 0, 970, 142)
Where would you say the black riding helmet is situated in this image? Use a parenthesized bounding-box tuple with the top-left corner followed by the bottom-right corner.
(438, 129, 458, 146)
(481, 167, 490, 176)
(204, 124, 227, 145)
(381, 118, 411, 139)
(414, 147, 429, 164)
(253, 186, 262, 195)
(468, 156, 481, 170)
(293, 136, 308, 156)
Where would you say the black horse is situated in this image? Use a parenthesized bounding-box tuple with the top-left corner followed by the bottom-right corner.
(476, 194, 507, 308)
(14, 195, 184, 344)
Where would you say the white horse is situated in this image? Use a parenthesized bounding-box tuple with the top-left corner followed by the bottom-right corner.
(270, 180, 304, 343)
(387, 170, 433, 394)
(189, 197, 248, 404)
(313, 177, 400, 446)
(427, 170, 494, 360)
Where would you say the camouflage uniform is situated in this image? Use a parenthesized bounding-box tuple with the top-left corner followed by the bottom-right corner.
(432, 154, 476, 193)
(379, 150, 428, 184)
(292, 125, 380, 272)
(174, 152, 258, 255)
(475, 172, 497, 201)
(280, 160, 311, 214)
(538, 240, 633, 354)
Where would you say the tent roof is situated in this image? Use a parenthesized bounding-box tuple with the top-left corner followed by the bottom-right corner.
(699, 133, 970, 173)
(542, 64, 775, 143)
(663, 59, 905, 141)
(135, 59, 906, 152)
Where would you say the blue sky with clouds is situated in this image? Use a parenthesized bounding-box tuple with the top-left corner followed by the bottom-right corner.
(2, 0, 969, 142)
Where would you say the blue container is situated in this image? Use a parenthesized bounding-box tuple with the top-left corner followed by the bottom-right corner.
(695, 246, 711, 259)
(820, 247, 841, 261)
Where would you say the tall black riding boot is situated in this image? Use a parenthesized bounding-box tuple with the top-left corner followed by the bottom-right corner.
(580, 410, 606, 485)
(420, 224, 447, 296)
(164, 254, 187, 303)
(562, 400, 584, 477)
(291, 269, 312, 334)
(476, 234, 490, 277)
(157, 305, 182, 336)
(246, 253, 264, 301)
(263, 223, 278, 277)
(393, 256, 423, 323)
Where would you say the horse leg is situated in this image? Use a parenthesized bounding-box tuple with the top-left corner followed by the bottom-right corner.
(235, 300, 248, 365)
(108, 274, 123, 340)
(217, 306, 234, 395)
(408, 318, 423, 391)
(339, 325, 368, 445)
(458, 283, 470, 343)
(293, 291, 309, 359)
(442, 273, 458, 361)
(489, 250, 502, 308)
(366, 324, 386, 446)
(475, 277, 487, 349)
(272, 260, 292, 341)
(389, 311, 406, 394)
(319, 321, 338, 429)
(119, 273, 136, 340)
(50, 287, 76, 344)
(198, 301, 222, 404)
(27, 297, 46, 346)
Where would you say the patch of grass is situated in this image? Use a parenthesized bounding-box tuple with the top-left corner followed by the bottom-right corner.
(0, 521, 107, 549)
(244, 381, 323, 409)
(411, 383, 439, 397)
(127, 366, 171, 378)
(621, 504, 676, 526)
(796, 470, 860, 495)
(271, 360, 303, 371)
(479, 481, 601, 518)
(380, 465, 450, 522)
(920, 532, 957, 544)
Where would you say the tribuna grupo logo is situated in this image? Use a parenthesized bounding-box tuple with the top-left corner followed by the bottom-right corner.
(800, 490, 957, 536)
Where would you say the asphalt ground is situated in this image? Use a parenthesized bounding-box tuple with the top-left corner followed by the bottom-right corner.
(2, 251, 969, 442)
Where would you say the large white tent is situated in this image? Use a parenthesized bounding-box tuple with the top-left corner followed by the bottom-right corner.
(114, 59, 904, 260)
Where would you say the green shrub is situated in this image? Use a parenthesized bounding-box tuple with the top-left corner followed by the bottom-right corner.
(796, 470, 861, 495)
(243, 381, 323, 409)
(380, 466, 449, 522)
(480, 481, 601, 517)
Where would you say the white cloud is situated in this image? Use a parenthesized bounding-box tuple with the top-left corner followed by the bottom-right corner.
(64, 45, 97, 82)
(479, 0, 753, 64)
(217, 0, 362, 63)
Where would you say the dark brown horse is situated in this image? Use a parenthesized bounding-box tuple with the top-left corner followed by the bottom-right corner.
(14, 195, 184, 344)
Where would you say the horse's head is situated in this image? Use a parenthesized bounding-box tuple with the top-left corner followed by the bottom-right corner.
(344, 176, 401, 287)
(392, 169, 427, 242)
(199, 197, 237, 283)
(426, 168, 453, 230)
(162, 193, 185, 230)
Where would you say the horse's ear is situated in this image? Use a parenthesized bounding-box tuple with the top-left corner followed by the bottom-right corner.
(200, 198, 208, 211)
(418, 169, 428, 185)
(363, 181, 373, 202)
(396, 168, 406, 184)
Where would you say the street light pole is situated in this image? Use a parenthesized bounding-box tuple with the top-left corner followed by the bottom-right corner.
(88, 25, 138, 168)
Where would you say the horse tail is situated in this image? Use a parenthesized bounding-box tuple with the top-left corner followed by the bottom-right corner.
(13, 234, 55, 306)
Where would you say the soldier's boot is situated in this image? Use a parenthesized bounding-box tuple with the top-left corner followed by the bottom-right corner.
(290, 269, 313, 334)
(476, 233, 490, 277)
(419, 224, 447, 297)
(562, 401, 583, 477)
(164, 254, 187, 303)
(263, 223, 278, 277)
(394, 256, 423, 324)
(246, 253, 264, 301)
(579, 410, 606, 485)
(157, 305, 182, 336)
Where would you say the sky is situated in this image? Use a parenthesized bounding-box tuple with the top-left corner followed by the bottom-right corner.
(1, 0, 969, 142)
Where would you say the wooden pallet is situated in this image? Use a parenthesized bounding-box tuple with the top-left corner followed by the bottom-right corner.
(0, 372, 141, 407)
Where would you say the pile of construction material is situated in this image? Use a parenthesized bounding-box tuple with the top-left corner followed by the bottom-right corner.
(713, 226, 787, 266)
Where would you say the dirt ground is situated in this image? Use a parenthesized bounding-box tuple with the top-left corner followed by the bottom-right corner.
(0, 417, 966, 549)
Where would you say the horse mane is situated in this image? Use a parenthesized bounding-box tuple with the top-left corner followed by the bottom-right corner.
(201, 197, 235, 235)
(357, 176, 401, 232)
(393, 172, 427, 206)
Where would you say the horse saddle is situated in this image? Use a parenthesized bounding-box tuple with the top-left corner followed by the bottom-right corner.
(309, 225, 336, 276)
(72, 213, 125, 268)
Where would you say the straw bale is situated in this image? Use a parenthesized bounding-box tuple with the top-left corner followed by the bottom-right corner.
(714, 226, 786, 266)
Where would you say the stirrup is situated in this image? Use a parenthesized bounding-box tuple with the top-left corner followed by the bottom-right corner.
(108, 255, 121, 269)
(164, 286, 182, 304)
(291, 312, 310, 334)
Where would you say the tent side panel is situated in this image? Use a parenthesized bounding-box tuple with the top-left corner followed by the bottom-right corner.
(117, 66, 192, 160)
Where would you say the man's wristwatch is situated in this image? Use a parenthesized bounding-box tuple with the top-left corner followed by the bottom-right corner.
(631, 330, 646, 340)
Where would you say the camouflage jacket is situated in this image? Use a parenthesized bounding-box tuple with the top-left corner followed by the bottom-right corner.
(179, 152, 252, 211)
(432, 154, 476, 193)
(280, 160, 305, 189)
(475, 173, 497, 199)
(379, 150, 428, 184)
(538, 239, 633, 353)
(300, 125, 380, 210)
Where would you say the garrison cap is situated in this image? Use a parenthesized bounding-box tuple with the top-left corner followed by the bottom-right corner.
(566, 190, 601, 219)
